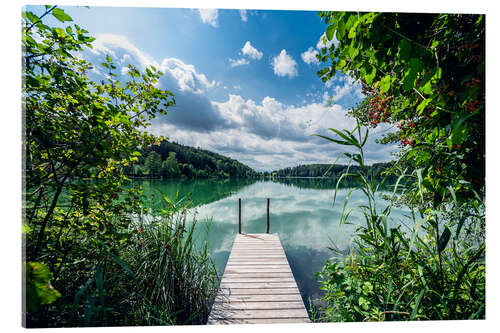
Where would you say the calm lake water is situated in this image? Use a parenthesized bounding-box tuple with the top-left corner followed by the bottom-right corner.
(134, 178, 408, 308)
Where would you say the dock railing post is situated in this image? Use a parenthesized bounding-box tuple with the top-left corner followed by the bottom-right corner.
(266, 198, 270, 233)
(238, 198, 241, 234)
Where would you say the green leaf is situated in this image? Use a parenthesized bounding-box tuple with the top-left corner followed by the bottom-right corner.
(416, 98, 432, 115)
(438, 226, 451, 252)
(398, 38, 411, 60)
(409, 57, 423, 72)
(408, 218, 426, 255)
(326, 25, 335, 41)
(53, 27, 67, 38)
(348, 20, 360, 39)
(365, 65, 376, 85)
(358, 296, 370, 310)
(51, 8, 73, 23)
(362, 282, 373, 294)
(25, 11, 40, 24)
(25, 262, 61, 312)
(446, 138, 453, 151)
(402, 68, 417, 92)
(410, 288, 426, 319)
(380, 75, 391, 93)
(336, 59, 347, 70)
(421, 80, 433, 95)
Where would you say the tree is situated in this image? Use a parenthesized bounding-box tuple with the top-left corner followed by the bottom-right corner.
(317, 12, 484, 204)
(22, 5, 174, 325)
(144, 151, 162, 176)
(161, 152, 180, 178)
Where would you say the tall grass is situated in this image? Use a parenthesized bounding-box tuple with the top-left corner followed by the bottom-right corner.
(312, 124, 485, 321)
(124, 199, 219, 325)
(29, 195, 219, 327)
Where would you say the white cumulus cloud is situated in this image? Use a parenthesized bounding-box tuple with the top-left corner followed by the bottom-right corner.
(198, 9, 218, 27)
(229, 58, 250, 67)
(301, 46, 319, 65)
(242, 41, 263, 60)
(272, 49, 298, 78)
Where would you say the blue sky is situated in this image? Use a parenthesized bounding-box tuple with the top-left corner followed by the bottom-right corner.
(26, 5, 397, 171)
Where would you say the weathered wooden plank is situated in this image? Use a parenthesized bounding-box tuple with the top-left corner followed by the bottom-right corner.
(222, 272, 294, 278)
(230, 251, 286, 254)
(231, 248, 285, 255)
(220, 282, 298, 289)
(227, 260, 289, 265)
(218, 288, 300, 295)
(208, 317, 311, 324)
(232, 241, 282, 244)
(228, 255, 286, 259)
(230, 248, 283, 252)
(212, 301, 306, 310)
(223, 268, 292, 274)
(209, 308, 309, 319)
(230, 250, 286, 254)
(228, 257, 287, 261)
(233, 243, 281, 245)
(232, 243, 282, 245)
(228, 256, 287, 260)
(221, 277, 296, 283)
(225, 263, 290, 267)
(215, 293, 304, 303)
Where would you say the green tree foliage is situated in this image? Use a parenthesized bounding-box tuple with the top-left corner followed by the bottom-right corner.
(313, 12, 485, 322)
(22, 6, 217, 327)
(128, 140, 259, 179)
(272, 162, 392, 179)
(317, 12, 484, 203)
(144, 151, 162, 177)
(161, 152, 181, 178)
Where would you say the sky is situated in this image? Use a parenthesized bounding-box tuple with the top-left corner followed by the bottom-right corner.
(26, 5, 398, 171)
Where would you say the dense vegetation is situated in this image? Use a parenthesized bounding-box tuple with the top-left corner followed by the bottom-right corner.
(22, 6, 218, 327)
(126, 140, 259, 179)
(313, 12, 485, 321)
(269, 162, 392, 179)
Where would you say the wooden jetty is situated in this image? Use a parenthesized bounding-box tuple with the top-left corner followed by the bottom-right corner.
(207, 232, 311, 324)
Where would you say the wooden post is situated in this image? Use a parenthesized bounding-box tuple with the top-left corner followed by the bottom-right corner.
(266, 198, 270, 233)
(238, 198, 242, 234)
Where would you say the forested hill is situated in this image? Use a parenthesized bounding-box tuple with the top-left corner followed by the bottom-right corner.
(268, 162, 393, 179)
(125, 140, 259, 179)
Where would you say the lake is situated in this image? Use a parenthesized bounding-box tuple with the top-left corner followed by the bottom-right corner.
(134, 178, 408, 309)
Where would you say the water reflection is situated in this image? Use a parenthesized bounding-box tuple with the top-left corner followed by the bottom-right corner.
(136, 178, 408, 306)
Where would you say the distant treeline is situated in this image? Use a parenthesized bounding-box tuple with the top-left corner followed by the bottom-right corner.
(124, 140, 259, 179)
(265, 162, 394, 179)
(124, 140, 394, 180)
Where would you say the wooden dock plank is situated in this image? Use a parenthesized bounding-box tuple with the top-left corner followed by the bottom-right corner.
(207, 318, 310, 324)
(210, 308, 309, 318)
(219, 288, 301, 295)
(208, 233, 310, 325)
(212, 301, 306, 310)
(215, 294, 304, 303)
(222, 272, 294, 278)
